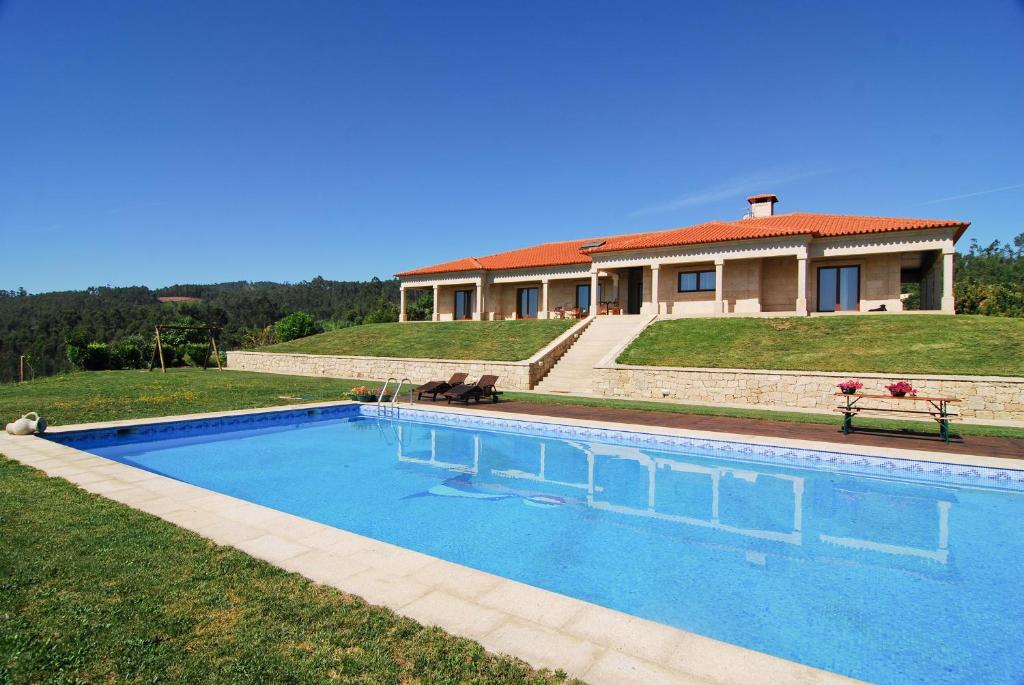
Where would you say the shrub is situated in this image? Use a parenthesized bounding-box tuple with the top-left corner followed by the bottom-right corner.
(184, 343, 212, 367)
(320, 319, 358, 332)
(81, 342, 110, 371)
(364, 304, 399, 324)
(65, 329, 89, 369)
(275, 312, 321, 342)
(406, 292, 434, 321)
(155, 343, 177, 367)
(109, 336, 148, 369)
(242, 325, 277, 349)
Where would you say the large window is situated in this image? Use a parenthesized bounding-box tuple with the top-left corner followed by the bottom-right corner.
(454, 289, 474, 320)
(817, 265, 860, 312)
(517, 287, 539, 319)
(575, 283, 603, 312)
(678, 270, 715, 293)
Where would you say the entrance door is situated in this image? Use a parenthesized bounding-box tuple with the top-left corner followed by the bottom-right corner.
(626, 267, 643, 314)
(454, 289, 474, 320)
(817, 266, 860, 312)
(516, 287, 539, 319)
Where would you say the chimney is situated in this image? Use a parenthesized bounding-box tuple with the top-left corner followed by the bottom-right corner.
(746, 194, 778, 219)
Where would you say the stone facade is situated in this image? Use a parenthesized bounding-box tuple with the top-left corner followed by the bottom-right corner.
(592, 365, 1024, 422)
(227, 319, 591, 391)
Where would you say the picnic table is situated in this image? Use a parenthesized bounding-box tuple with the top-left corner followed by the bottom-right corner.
(833, 393, 961, 444)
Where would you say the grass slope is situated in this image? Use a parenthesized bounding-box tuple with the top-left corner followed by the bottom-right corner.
(0, 459, 571, 684)
(264, 321, 575, 361)
(618, 315, 1024, 376)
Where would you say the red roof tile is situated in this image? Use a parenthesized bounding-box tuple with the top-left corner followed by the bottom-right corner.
(586, 213, 967, 253)
(396, 239, 595, 277)
(396, 212, 968, 277)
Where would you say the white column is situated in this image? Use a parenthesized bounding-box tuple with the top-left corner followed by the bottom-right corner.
(941, 246, 955, 313)
(795, 256, 808, 315)
(399, 286, 407, 322)
(541, 279, 550, 319)
(473, 281, 482, 320)
(650, 264, 660, 315)
(714, 259, 724, 315)
(432, 285, 439, 322)
(590, 270, 599, 314)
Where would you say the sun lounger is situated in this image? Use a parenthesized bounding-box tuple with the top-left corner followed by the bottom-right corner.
(444, 375, 502, 404)
(415, 373, 469, 401)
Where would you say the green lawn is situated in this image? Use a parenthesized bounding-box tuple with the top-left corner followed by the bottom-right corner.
(0, 369, 375, 426)
(0, 458, 571, 684)
(618, 315, 1024, 376)
(263, 321, 575, 361)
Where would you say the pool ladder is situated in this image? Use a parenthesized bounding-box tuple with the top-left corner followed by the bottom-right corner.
(377, 377, 412, 418)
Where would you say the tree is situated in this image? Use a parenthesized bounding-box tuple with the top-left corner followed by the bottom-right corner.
(274, 312, 321, 342)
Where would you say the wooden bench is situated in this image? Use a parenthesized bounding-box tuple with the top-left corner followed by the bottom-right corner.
(833, 393, 961, 444)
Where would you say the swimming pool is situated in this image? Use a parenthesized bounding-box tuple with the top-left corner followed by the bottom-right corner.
(48, 404, 1024, 683)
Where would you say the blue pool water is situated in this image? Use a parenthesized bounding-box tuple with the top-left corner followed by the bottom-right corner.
(51, 407, 1024, 683)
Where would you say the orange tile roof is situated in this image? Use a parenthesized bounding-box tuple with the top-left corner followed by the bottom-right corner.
(396, 212, 968, 277)
(396, 238, 596, 276)
(588, 213, 967, 253)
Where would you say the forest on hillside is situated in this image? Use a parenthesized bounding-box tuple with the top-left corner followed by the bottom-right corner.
(0, 233, 1020, 383)
(0, 277, 432, 382)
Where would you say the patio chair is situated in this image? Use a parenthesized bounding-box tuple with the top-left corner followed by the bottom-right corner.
(444, 375, 502, 404)
(415, 373, 469, 401)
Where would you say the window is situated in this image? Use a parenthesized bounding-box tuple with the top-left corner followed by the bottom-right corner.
(454, 289, 474, 320)
(817, 266, 860, 312)
(678, 270, 715, 293)
(517, 287, 539, 319)
(575, 283, 603, 312)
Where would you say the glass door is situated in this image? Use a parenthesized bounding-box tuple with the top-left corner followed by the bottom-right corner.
(575, 284, 590, 313)
(516, 287, 538, 319)
(817, 266, 860, 312)
(575, 283, 603, 313)
(454, 289, 474, 320)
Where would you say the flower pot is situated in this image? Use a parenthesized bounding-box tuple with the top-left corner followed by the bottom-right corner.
(890, 391, 906, 398)
(349, 393, 377, 402)
(841, 388, 858, 395)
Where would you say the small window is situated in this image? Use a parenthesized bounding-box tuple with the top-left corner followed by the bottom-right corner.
(678, 270, 715, 293)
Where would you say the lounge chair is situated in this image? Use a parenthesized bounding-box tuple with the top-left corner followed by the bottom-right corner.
(444, 375, 502, 404)
(415, 373, 468, 401)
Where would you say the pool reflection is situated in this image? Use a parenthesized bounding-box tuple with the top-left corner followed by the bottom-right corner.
(395, 423, 955, 568)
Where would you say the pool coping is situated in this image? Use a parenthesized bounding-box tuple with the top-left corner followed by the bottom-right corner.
(10, 399, 1010, 684)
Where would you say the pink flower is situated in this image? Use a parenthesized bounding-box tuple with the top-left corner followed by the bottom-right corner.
(885, 381, 917, 396)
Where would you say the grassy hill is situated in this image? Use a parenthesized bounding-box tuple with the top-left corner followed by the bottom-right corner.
(263, 320, 575, 361)
(618, 315, 1023, 376)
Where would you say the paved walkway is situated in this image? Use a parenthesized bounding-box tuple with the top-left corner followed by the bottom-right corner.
(415, 397, 1024, 461)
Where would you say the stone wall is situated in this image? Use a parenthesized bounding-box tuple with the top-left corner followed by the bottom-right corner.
(227, 318, 591, 391)
(228, 351, 535, 390)
(593, 365, 1024, 422)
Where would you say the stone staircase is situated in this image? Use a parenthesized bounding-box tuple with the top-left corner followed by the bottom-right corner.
(534, 315, 650, 395)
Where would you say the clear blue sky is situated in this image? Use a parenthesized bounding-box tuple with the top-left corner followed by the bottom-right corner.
(1, 1, 1022, 293)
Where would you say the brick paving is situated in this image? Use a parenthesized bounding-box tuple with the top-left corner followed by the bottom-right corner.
(415, 397, 1024, 461)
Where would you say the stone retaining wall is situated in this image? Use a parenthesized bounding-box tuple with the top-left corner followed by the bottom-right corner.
(229, 351, 535, 390)
(227, 319, 591, 391)
(592, 365, 1024, 421)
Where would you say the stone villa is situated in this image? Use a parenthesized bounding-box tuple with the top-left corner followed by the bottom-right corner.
(396, 195, 968, 321)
